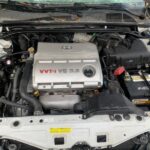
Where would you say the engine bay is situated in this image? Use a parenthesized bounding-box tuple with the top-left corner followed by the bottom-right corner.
(0, 29, 150, 117)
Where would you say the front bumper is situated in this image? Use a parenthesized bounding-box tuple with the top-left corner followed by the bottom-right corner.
(0, 114, 149, 149)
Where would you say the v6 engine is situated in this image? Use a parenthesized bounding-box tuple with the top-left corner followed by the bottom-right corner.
(33, 42, 103, 91)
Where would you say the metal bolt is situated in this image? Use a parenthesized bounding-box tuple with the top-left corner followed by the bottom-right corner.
(114, 115, 122, 121)
(8, 144, 17, 150)
(139, 134, 149, 144)
(123, 114, 130, 120)
(107, 145, 112, 149)
(109, 115, 115, 121)
(136, 116, 143, 121)
(82, 114, 87, 119)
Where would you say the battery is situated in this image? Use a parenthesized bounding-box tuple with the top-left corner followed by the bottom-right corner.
(124, 74, 150, 101)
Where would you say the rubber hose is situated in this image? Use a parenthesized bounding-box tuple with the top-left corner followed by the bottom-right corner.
(19, 58, 43, 115)
(5, 83, 12, 99)
(12, 67, 21, 102)
(0, 96, 28, 109)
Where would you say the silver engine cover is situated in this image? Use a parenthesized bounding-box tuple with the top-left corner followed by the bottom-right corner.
(33, 42, 103, 90)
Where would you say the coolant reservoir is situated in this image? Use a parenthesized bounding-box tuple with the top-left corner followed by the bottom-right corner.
(0, 39, 11, 57)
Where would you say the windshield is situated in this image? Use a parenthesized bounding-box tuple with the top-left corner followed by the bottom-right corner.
(8, 0, 145, 8)
(0, 0, 147, 24)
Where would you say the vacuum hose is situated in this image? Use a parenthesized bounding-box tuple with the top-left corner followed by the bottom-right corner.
(19, 58, 43, 115)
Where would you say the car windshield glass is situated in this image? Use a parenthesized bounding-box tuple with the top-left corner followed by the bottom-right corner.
(0, 0, 146, 23)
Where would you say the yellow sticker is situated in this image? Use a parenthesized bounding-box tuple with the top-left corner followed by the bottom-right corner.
(50, 128, 72, 134)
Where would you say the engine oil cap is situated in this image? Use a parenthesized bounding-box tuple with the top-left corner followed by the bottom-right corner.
(83, 65, 96, 78)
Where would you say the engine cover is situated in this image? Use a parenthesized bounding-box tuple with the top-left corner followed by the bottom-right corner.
(33, 42, 103, 90)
